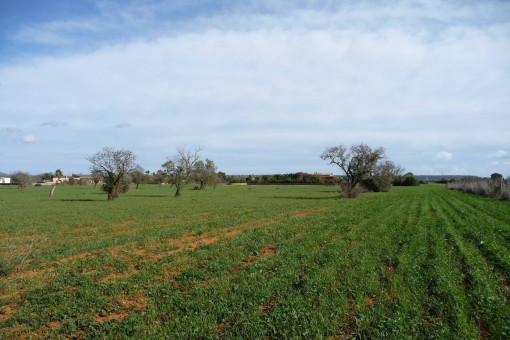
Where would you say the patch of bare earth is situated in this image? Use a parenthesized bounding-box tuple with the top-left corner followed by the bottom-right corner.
(0, 290, 20, 300)
(0, 304, 16, 322)
(55, 251, 95, 265)
(8, 269, 45, 281)
(101, 270, 139, 283)
(217, 322, 233, 338)
(69, 226, 97, 234)
(139, 229, 242, 263)
(95, 294, 149, 323)
(110, 220, 135, 228)
(292, 207, 329, 218)
(260, 299, 276, 313)
(95, 312, 129, 323)
(242, 244, 277, 267)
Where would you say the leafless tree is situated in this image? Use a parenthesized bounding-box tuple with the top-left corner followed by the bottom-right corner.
(91, 169, 102, 188)
(162, 146, 202, 197)
(321, 143, 385, 198)
(86, 147, 137, 200)
(11, 171, 33, 189)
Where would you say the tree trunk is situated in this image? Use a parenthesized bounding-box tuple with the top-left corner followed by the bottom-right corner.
(175, 187, 181, 197)
(136, 183, 139, 189)
(49, 185, 56, 197)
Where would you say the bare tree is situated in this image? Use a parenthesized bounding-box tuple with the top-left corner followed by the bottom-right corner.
(11, 171, 33, 189)
(362, 159, 404, 192)
(91, 169, 102, 188)
(321, 144, 385, 198)
(86, 147, 137, 200)
(162, 146, 202, 197)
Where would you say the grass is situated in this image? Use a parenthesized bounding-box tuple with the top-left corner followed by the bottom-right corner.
(0, 184, 508, 339)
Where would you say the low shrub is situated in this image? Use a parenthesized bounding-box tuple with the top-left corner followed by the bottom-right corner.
(447, 178, 509, 201)
(361, 176, 392, 192)
(393, 175, 420, 186)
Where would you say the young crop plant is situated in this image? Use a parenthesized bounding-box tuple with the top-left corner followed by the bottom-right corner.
(0, 184, 508, 338)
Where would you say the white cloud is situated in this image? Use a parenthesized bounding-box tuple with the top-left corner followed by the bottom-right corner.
(42, 121, 67, 127)
(1, 127, 21, 134)
(488, 150, 507, 158)
(436, 151, 453, 161)
(0, 1, 509, 174)
(115, 122, 130, 128)
(22, 135, 39, 143)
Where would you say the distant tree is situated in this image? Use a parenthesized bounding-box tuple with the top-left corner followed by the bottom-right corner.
(86, 147, 138, 200)
(131, 165, 148, 189)
(40, 172, 53, 182)
(363, 160, 404, 192)
(194, 158, 217, 189)
(321, 144, 386, 198)
(217, 171, 227, 183)
(163, 146, 202, 197)
(491, 173, 503, 181)
(67, 177, 77, 185)
(153, 170, 166, 188)
(91, 169, 102, 188)
(55, 169, 63, 180)
(12, 171, 33, 189)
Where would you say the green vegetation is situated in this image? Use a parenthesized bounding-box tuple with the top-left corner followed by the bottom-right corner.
(0, 184, 508, 338)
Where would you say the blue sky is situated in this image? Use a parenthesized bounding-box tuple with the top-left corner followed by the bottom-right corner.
(1, 0, 509, 176)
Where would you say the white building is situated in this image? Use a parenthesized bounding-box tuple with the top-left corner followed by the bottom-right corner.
(0, 176, 11, 184)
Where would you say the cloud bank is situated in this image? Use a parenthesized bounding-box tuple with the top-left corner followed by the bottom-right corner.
(0, 1, 509, 176)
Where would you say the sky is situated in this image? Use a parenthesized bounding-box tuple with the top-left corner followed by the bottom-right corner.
(1, 0, 509, 177)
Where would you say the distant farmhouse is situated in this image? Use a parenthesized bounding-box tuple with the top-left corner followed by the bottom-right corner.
(72, 174, 94, 184)
(312, 173, 336, 181)
(46, 176, 69, 184)
(0, 172, 11, 184)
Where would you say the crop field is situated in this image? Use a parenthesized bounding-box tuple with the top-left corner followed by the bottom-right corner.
(0, 184, 509, 339)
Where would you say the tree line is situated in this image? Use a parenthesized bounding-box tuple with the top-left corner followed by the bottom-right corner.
(13, 143, 498, 201)
(87, 146, 222, 200)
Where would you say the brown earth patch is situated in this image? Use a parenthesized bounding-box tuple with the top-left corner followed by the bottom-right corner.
(242, 244, 277, 267)
(334, 316, 357, 339)
(139, 229, 241, 263)
(95, 312, 129, 323)
(365, 296, 376, 307)
(69, 226, 97, 234)
(47, 321, 61, 331)
(292, 207, 329, 218)
(261, 299, 276, 313)
(110, 220, 135, 228)
(0, 233, 46, 242)
(55, 251, 95, 264)
(8, 269, 44, 280)
(217, 322, 233, 338)
(101, 270, 139, 283)
(0, 290, 20, 300)
(120, 297, 148, 310)
(0, 304, 16, 322)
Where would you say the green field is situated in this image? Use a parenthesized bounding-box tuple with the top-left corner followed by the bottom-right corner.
(0, 184, 509, 339)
